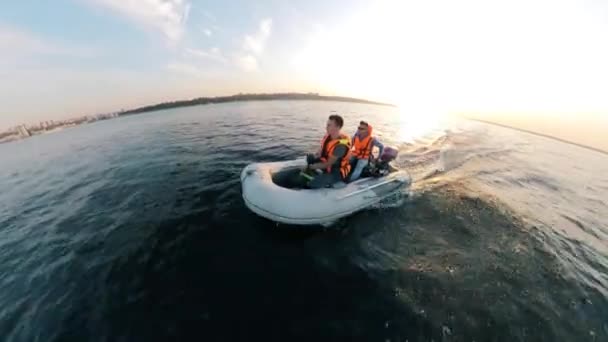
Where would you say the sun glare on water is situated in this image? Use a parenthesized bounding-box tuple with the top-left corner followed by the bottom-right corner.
(396, 102, 449, 144)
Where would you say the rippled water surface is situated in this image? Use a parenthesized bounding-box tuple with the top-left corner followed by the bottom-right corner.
(0, 100, 606, 341)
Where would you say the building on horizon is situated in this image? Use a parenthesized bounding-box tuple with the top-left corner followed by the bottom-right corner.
(17, 125, 31, 138)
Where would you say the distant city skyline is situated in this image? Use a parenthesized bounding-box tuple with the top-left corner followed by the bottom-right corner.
(2, 0, 608, 129)
(0, 112, 120, 143)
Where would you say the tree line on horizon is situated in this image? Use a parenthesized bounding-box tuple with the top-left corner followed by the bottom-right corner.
(119, 93, 393, 116)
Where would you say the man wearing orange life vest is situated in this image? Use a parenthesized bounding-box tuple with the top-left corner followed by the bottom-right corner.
(349, 120, 384, 181)
(303, 114, 352, 188)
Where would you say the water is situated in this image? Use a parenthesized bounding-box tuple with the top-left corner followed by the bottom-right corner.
(0, 100, 606, 341)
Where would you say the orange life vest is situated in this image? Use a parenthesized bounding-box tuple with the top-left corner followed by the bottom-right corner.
(320, 133, 352, 180)
(352, 125, 374, 160)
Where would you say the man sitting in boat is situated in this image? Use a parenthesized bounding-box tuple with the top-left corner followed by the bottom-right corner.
(348, 120, 384, 181)
(303, 114, 352, 188)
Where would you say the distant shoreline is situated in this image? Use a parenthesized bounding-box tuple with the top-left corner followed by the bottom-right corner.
(468, 117, 608, 156)
(0, 93, 394, 145)
(118, 93, 395, 116)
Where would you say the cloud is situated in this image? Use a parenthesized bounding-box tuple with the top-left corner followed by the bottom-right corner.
(243, 18, 272, 55)
(0, 25, 87, 57)
(172, 18, 272, 74)
(173, 49, 258, 74)
(89, 0, 191, 43)
(234, 54, 258, 72)
(0, 25, 97, 67)
(0, 26, 56, 55)
(202, 10, 216, 22)
(168, 47, 229, 77)
(167, 62, 201, 75)
(184, 47, 227, 64)
(233, 18, 272, 72)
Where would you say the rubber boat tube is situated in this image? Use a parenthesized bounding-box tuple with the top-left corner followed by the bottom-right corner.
(241, 158, 412, 226)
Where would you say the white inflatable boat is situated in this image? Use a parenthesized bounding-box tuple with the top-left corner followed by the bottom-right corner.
(241, 151, 411, 226)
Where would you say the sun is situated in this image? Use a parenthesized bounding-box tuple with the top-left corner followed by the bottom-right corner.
(291, 0, 453, 143)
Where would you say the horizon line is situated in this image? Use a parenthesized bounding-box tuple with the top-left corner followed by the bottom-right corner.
(117, 92, 396, 116)
(466, 117, 608, 156)
(2, 92, 396, 129)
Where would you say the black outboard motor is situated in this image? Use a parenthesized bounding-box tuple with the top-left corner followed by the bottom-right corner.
(366, 146, 399, 177)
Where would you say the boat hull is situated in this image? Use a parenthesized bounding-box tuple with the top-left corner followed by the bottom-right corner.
(240, 158, 411, 226)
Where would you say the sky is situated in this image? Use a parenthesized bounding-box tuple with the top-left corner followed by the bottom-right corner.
(1, 0, 608, 133)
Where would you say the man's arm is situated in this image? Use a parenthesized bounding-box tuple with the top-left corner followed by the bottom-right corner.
(308, 145, 347, 170)
(308, 156, 337, 170)
(374, 138, 384, 156)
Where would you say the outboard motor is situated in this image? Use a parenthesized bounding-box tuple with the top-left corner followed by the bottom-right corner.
(366, 146, 399, 177)
(379, 146, 399, 163)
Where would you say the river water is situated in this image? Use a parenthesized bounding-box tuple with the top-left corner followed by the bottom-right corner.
(0, 100, 606, 341)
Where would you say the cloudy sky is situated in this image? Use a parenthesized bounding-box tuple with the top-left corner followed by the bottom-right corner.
(1, 0, 608, 128)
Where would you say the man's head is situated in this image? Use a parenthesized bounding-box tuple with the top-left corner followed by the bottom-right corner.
(326, 114, 344, 137)
(357, 121, 369, 134)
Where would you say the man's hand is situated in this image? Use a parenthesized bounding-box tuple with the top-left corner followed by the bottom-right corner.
(304, 162, 322, 171)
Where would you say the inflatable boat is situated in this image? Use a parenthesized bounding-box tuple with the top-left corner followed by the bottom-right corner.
(241, 147, 412, 226)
